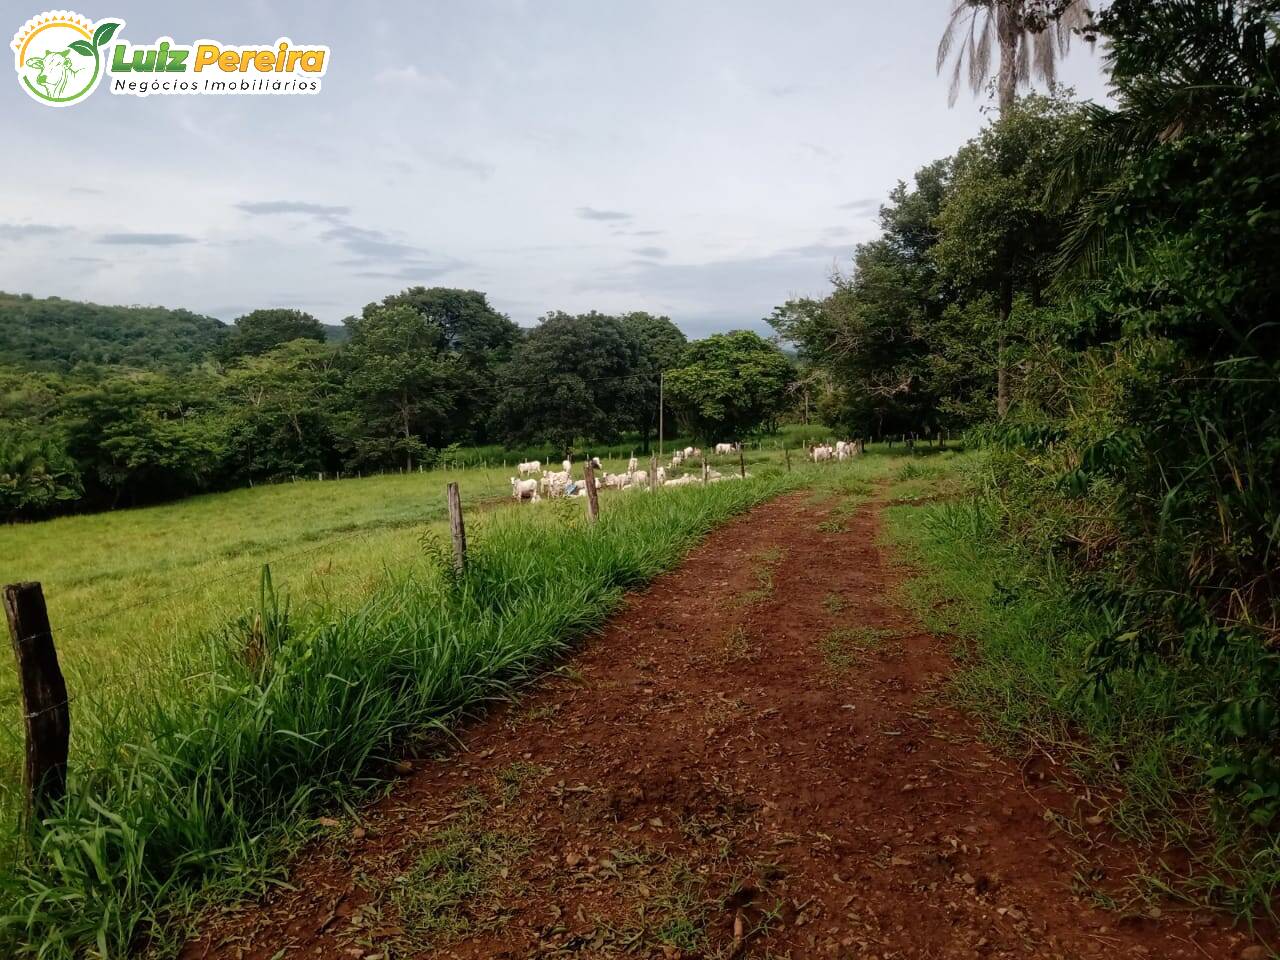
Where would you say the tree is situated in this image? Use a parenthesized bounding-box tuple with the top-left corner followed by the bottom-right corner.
(664, 331, 793, 443)
(363, 287, 520, 442)
(367, 287, 519, 362)
(937, 0, 1091, 414)
(220, 308, 326, 363)
(61, 372, 231, 507)
(933, 94, 1082, 417)
(490, 312, 646, 452)
(225, 340, 340, 480)
(0, 426, 81, 519)
(769, 159, 987, 439)
(338, 304, 459, 471)
(937, 0, 1091, 113)
(618, 312, 687, 453)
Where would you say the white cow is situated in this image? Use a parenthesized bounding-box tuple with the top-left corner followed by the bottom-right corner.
(604, 472, 629, 489)
(811, 444, 834, 462)
(656, 466, 667, 484)
(714, 442, 736, 455)
(517, 459, 541, 476)
(682, 446, 694, 458)
(629, 469, 648, 489)
(663, 474, 697, 487)
(670, 452, 684, 467)
(541, 470, 569, 496)
(510, 477, 539, 501)
(561, 457, 572, 475)
(627, 455, 638, 473)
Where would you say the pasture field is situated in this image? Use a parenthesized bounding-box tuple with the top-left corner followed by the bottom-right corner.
(0, 432, 904, 960)
(0, 438, 819, 714)
(0, 426, 838, 720)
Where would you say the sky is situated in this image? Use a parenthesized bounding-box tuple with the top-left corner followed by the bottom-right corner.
(0, 1, 1111, 338)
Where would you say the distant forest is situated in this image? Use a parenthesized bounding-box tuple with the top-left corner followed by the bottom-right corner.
(0, 292, 349, 372)
(0, 288, 795, 519)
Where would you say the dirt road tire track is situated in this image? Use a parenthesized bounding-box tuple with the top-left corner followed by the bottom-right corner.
(185, 489, 1257, 959)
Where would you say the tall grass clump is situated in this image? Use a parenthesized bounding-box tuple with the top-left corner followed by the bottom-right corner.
(886, 477, 1280, 921)
(0, 475, 794, 958)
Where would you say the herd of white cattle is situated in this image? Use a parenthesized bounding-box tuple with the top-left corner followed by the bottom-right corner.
(509, 439, 864, 503)
(808, 439, 864, 462)
(508, 445, 749, 502)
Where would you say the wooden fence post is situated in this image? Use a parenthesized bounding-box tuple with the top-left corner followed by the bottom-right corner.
(583, 462, 600, 522)
(4, 582, 69, 826)
(785, 445, 791, 472)
(446, 482, 467, 575)
(738, 444, 746, 479)
(702, 452, 708, 486)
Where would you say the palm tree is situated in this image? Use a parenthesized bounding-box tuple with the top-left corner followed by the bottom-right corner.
(937, 0, 1090, 417)
(938, 0, 1092, 114)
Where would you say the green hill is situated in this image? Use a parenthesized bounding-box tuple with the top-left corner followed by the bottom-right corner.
(0, 291, 229, 372)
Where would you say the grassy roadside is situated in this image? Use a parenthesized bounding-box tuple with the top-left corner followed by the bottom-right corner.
(881, 453, 1280, 925)
(0, 470, 815, 959)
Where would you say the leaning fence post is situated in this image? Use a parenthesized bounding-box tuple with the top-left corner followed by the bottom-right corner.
(4, 582, 69, 827)
(738, 444, 746, 479)
(583, 462, 600, 522)
(446, 482, 467, 575)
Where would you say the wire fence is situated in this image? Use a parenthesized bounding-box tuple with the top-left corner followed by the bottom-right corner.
(0, 434, 867, 741)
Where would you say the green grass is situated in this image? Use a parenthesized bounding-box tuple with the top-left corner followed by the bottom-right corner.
(821, 626, 893, 670)
(882, 450, 1280, 924)
(362, 793, 532, 950)
(0, 438, 915, 957)
(0, 462, 822, 958)
(737, 546, 783, 606)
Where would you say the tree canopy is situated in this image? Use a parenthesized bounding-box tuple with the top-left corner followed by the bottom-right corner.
(219, 309, 327, 362)
(664, 331, 793, 442)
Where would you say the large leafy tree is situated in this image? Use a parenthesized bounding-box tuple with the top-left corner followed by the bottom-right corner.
(61, 372, 231, 507)
(937, 0, 1091, 415)
(220, 308, 326, 362)
(933, 94, 1083, 416)
(490, 312, 646, 452)
(367, 287, 519, 362)
(619, 312, 687, 453)
(664, 331, 793, 442)
(365, 287, 520, 443)
(225, 339, 341, 480)
(770, 159, 989, 438)
(338, 304, 459, 471)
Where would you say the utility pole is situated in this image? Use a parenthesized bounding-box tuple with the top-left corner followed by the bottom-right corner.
(658, 370, 664, 460)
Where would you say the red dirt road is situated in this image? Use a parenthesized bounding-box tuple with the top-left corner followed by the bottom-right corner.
(186, 491, 1261, 959)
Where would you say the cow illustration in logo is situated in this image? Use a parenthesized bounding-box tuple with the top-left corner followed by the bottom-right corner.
(11, 11, 122, 106)
(25, 48, 80, 97)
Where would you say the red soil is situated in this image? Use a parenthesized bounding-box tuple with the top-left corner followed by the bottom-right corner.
(184, 491, 1265, 959)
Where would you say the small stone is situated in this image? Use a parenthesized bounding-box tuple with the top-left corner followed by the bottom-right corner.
(1240, 947, 1267, 960)
(352, 826, 367, 840)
